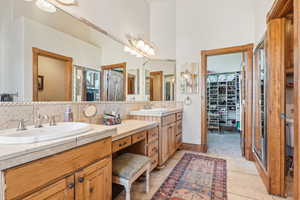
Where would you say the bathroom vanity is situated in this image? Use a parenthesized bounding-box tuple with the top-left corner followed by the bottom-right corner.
(0, 120, 158, 200)
(129, 108, 183, 166)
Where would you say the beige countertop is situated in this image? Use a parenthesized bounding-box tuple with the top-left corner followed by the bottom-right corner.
(110, 120, 158, 141)
(0, 120, 158, 170)
(0, 125, 116, 170)
(129, 107, 183, 117)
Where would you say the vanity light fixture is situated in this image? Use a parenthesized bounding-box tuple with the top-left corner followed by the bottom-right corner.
(24, 0, 57, 13)
(54, 0, 77, 6)
(36, 0, 57, 13)
(124, 37, 156, 58)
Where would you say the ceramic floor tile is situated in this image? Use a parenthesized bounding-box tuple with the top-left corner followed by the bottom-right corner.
(113, 150, 293, 200)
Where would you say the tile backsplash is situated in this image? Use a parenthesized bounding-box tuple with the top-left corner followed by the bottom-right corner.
(0, 101, 182, 130)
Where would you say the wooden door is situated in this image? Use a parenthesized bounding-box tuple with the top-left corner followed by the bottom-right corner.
(167, 124, 176, 156)
(23, 176, 74, 200)
(127, 75, 135, 94)
(150, 71, 163, 101)
(75, 157, 112, 200)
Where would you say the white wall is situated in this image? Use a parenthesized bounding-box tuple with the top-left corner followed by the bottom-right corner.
(208, 53, 243, 73)
(175, 0, 255, 144)
(51, 0, 150, 43)
(150, 0, 176, 59)
(254, 0, 275, 43)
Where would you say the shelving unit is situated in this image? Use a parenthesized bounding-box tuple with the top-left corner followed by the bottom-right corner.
(207, 72, 241, 133)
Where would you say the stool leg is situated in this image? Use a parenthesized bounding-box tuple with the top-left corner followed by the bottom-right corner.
(146, 164, 150, 193)
(125, 183, 131, 200)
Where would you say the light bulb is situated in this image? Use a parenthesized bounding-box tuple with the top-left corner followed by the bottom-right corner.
(124, 46, 131, 53)
(55, 0, 76, 5)
(137, 40, 145, 49)
(144, 44, 150, 52)
(148, 48, 155, 56)
(36, 0, 57, 13)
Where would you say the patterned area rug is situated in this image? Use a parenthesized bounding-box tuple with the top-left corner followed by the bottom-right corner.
(151, 153, 227, 200)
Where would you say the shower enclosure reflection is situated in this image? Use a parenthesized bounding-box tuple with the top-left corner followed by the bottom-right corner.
(101, 63, 126, 101)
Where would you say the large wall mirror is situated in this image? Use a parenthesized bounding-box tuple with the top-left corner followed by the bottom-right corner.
(0, 0, 176, 102)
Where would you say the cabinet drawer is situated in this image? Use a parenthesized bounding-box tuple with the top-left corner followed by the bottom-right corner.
(148, 140, 159, 157)
(147, 127, 159, 143)
(132, 131, 146, 144)
(162, 114, 176, 126)
(112, 136, 132, 153)
(150, 154, 158, 171)
(177, 121, 182, 135)
(5, 138, 112, 200)
(176, 112, 182, 121)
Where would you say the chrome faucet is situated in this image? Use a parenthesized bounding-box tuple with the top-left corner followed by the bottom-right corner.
(49, 115, 57, 126)
(17, 119, 27, 131)
(34, 113, 48, 128)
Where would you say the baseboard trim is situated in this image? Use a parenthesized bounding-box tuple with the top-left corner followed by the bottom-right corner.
(182, 143, 208, 153)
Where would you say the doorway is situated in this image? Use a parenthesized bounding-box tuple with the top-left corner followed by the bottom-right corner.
(32, 48, 73, 101)
(206, 53, 244, 157)
(200, 44, 254, 161)
(150, 71, 163, 101)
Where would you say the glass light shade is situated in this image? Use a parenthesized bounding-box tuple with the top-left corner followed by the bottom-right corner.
(36, 0, 57, 13)
(148, 48, 155, 56)
(124, 46, 131, 53)
(55, 0, 76, 5)
(143, 44, 150, 52)
(137, 40, 145, 49)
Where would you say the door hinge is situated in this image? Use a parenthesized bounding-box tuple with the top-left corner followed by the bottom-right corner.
(280, 113, 286, 120)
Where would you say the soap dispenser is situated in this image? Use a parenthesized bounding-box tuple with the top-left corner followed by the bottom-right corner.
(64, 106, 74, 122)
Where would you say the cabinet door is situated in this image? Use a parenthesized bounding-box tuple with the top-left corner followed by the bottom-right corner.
(167, 124, 177, 156)
(160, 126, 169, 164)
(75, 157, 112, 200)
(171, 123, 177, 154)
(23, 176, 74, 200)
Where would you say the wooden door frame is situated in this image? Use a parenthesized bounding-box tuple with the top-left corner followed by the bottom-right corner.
(266, 0, 294, 198)
(294, 0, 300, 199)
(32, 48, 73, 101)
(200, 44, 254, 160)
(150, 71, 163, 101)
(101, 62, 127, 101)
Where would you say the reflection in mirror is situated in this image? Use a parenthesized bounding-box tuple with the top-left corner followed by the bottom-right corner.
(101, 63, 126, 101)
(0, 0, 145, 102)
(73, 66, 101, 101)
(127, 69, 140, 95)
(254, 39, 268, 168)
(145, 60, 176, 101)
(145, 69, 151, 97)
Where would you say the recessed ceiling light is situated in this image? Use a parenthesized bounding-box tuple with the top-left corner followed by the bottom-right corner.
(36, 0, 57, 13)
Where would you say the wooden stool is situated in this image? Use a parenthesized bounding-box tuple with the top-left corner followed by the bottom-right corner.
(112, 153, 151, 200)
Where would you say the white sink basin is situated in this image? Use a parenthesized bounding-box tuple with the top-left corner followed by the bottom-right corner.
(0, 122, 92, 144)
(139, 108, 169, 113)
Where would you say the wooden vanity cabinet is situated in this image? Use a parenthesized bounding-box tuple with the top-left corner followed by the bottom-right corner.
(129, 112, 183, 167)
(75, 157, 112, 200)
(161, 112, 182, 165)
(4, 138, 112, 200)
(23, 176, 75, 200)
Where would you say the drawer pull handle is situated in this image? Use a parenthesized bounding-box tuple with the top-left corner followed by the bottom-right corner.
(78, 177, 85, 183)
(68, 183, 75, 189)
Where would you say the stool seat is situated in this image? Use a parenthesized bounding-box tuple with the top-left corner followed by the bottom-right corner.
(113, 153, 150, 179)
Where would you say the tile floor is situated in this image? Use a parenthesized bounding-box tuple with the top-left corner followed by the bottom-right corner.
(208, 131, 242, 158)
(114, 149, 294, 200)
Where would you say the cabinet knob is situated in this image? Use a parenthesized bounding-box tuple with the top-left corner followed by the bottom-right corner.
(78, 177, 85, 183)
(67, 183, 75, 189)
